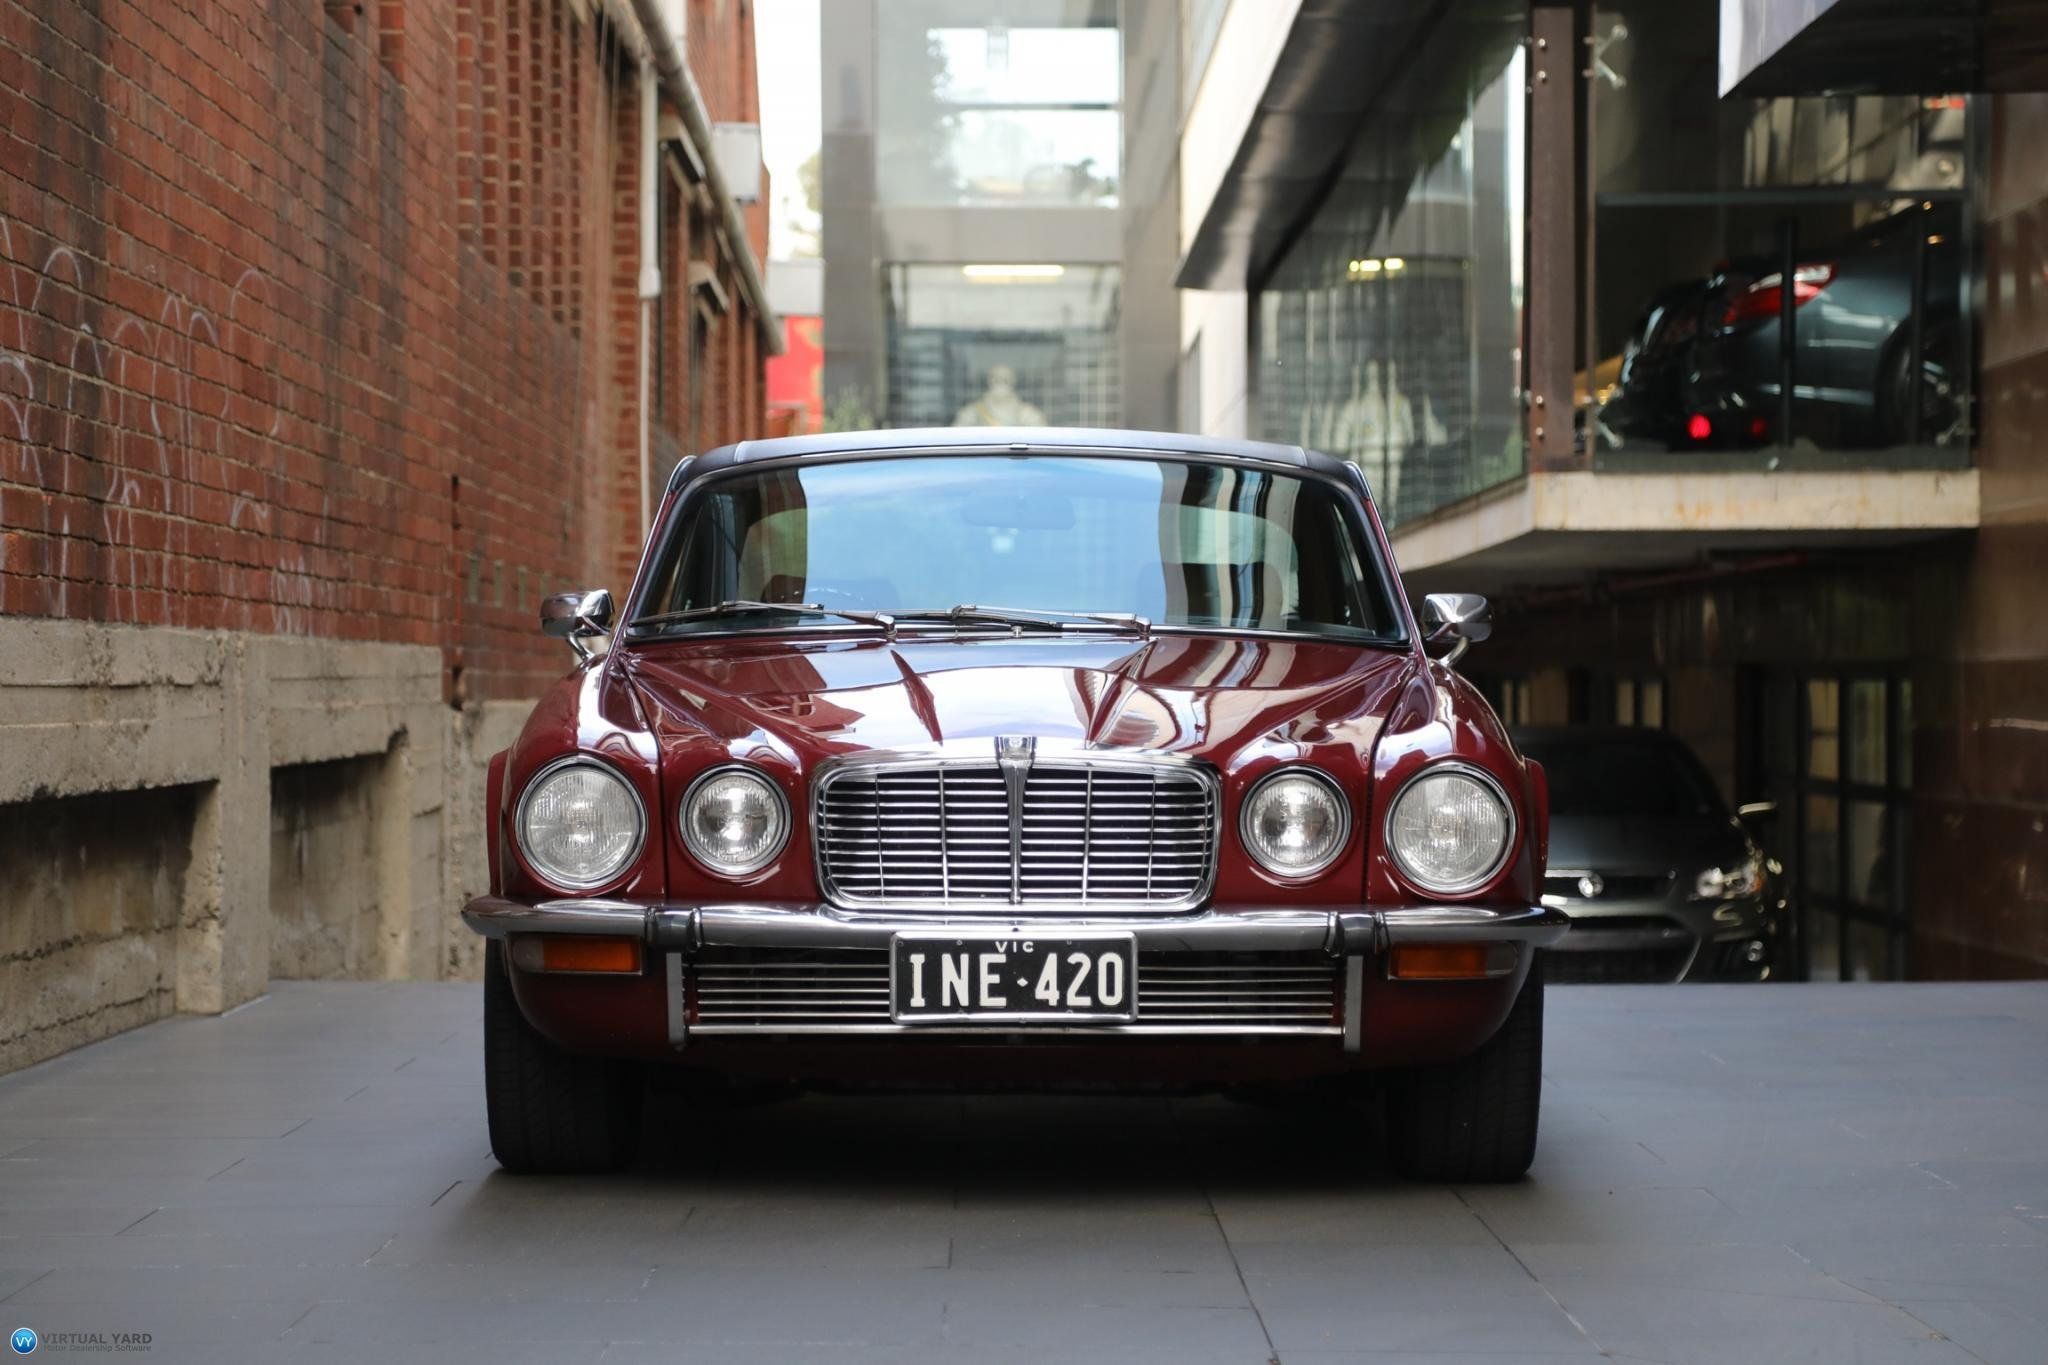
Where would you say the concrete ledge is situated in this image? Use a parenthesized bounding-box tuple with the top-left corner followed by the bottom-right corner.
(0, 617, 534, 1071)
(1393, 468, 1982, 589)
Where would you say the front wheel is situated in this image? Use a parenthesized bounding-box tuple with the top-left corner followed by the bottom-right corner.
(483, 945, 640, 1174)
(1384, 961, 1544, 1182)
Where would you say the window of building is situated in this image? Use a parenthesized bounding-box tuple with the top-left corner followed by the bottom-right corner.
(1749, 669, 1912, 980)
(1614, 675, 1665, 728)
(882, 262, 1121, 428)
(1498, 678, 1535, 728)
(876, 1, 1121, 207)
(1254, 0, 1526, 528)
(1585, 2, 1973, 467)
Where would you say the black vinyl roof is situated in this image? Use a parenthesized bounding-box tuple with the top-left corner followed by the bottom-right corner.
(674, 427, 1354, 491)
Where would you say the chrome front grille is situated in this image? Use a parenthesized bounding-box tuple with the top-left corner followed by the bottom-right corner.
(692, 952, 892, 1030)
(814, 756, 1218, 912)
(689, 949, 1339, 1035)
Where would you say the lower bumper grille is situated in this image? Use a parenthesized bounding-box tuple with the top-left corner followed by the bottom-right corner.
(690, 948, 1340, 1035)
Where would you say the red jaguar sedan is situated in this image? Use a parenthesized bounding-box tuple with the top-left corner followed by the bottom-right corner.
(462, 429, 1565, 1180)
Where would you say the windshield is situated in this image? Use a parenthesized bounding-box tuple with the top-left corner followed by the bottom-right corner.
(1517, 732, 1725, 819)
(632, 455, 1400, 641)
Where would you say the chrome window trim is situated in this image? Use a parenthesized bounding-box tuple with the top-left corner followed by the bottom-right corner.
(1238, 765, 1353, 880)
(1382, 759, 1519, 898)
(678, 763, 794, 878)
(623, 620, 1408, 648)
(513, 755, 650, 895)
(626, 446, 1411, 649)
(810, 742, 1223, 915)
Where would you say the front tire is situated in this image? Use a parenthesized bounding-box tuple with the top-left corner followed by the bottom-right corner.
(483, 945, 639, 1174)
(1384, 961, 1544, 1182)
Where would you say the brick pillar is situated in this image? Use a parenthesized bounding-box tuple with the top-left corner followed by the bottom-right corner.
(606, 72, 646, 596)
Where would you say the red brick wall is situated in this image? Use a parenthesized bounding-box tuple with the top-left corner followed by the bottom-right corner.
(0, 0, 767, 701)
(689, 0, 757, 125)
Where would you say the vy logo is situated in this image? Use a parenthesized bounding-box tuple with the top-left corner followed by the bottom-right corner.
(9, 1327, 35, 1356)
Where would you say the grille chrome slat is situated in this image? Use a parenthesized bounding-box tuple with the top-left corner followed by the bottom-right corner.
(816, 755, 1218, 914)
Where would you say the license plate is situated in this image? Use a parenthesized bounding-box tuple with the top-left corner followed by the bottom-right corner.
(890, 933, 1138, 1024)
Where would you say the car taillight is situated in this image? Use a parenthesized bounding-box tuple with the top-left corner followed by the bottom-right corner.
(1721, 264, 1835, 328)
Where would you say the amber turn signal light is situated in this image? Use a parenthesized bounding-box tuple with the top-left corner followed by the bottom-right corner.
(1388, 943, 1516, 980)
(510, 935, 642, 974)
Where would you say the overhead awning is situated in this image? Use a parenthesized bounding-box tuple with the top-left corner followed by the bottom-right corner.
(1175, 0, 1445, 291)
(1719, 0, 2048, 97)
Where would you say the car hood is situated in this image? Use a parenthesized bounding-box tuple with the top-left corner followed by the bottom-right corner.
(1547, 812, 1746, 876)
(617, 632, 1413, 769)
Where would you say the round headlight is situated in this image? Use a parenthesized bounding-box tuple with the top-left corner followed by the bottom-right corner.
(1385, 764, 1514, 895)
(1241, 768, 1351, 878)
(680, 766, 790, 877)
(516, 758, 646, 891)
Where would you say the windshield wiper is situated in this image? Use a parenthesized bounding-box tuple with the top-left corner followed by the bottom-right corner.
(891, 605, 1151, 636)
(629, 600, 896, 635)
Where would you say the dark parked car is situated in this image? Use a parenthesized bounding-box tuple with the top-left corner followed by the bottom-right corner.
(1598, 279, 1713, 450)
(1603, 202, 1963, 452)
(462, 428, 1568, 1180)
(1512, 726, 1785, 983)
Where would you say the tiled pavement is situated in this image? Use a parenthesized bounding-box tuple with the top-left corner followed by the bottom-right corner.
(0, 980, 2043, 1362)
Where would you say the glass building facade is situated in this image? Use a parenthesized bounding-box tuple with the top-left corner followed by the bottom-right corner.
(849, 0, 1129, 431)
(875, 1, 1121, 209)
(882, 263, 1122, 429)
(1254, 0, 1528, 527)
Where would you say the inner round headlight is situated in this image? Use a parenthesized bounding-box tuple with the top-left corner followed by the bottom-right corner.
(1385, 764, 1513, 895)
(1241, 768, 1350, 878)
(516, 759, 646, 891)
(680, 766, 790, 876)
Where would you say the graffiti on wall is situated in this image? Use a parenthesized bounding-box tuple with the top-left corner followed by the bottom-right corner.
(0, 218, 332, 632)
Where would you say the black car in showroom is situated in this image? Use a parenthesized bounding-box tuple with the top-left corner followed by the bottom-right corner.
(1601, 201, 1963, 453)
(1513, 727, 1785, 983)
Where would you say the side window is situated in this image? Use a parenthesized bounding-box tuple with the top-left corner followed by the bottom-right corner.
(1290, 489, 1373, 631)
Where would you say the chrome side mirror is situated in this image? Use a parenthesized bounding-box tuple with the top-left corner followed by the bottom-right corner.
(1421, 592, 1491, 668)
(540, 589, 614, 661)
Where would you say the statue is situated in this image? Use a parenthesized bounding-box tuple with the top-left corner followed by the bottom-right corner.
(953, 364, 1046, 427)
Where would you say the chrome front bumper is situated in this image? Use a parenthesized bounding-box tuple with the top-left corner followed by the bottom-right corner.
(465, 896, 1570, 1050)
(461, 896, 1572, 954)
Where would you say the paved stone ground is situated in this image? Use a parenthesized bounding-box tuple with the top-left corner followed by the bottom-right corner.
(0, 981, 2043, 1363)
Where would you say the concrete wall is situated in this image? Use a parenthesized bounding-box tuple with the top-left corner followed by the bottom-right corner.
(0, 783, 197, 1074)
(269, 754, 384, 981)
(1119, 0, 1185, 435)
(819, 0, 883, 420)
(1180, 289, 1251, 439)
(0, 615, 529, 1074)
(1919, 90, 2048, 977)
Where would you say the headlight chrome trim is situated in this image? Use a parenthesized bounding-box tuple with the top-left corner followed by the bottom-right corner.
(679, 763, 793, 878)
(1239, 765, 1353, 881)
(1382, 759, 1518, 897)
(513, 754, 650, 894)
